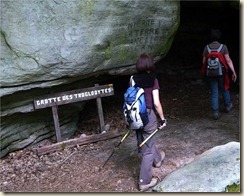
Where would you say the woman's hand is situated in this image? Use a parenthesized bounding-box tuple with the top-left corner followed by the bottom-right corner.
(159, 119, 167, 129)
(232, 73, 237, 82)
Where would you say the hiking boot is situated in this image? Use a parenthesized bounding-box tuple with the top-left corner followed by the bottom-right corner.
(213, 112, 219, 120)
(139, 178, 158, 192)
(226, 103, 233, 113)
(153, 151, 165, 168)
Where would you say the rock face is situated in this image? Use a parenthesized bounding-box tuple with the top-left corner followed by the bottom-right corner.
(0, 0, 180, 157)
(1, 0, 180, 95)
(153, 142, 240, 192)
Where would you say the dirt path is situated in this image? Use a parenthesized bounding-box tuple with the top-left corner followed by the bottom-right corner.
(0, 76, 239, 192)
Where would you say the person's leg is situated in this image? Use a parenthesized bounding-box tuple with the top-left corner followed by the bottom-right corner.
(138, 130, 158, 191)
(153, 146, 165, 168)
(139, 132, 154, 185)
(208, 78, 219, 118)
(147, 110, 161, 165)
(136, 129, 143, 153)
(138, 110, 159, 187)
(219, 77, 232, 112)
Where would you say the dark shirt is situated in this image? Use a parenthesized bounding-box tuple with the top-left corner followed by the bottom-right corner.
(130, 73, 160, 109)
(144, 79, 160, 109)
(202, 41, 229, 56)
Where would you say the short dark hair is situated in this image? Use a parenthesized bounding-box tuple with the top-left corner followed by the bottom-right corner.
(210, 28, 222, 42)
(136, 53, 155, 72)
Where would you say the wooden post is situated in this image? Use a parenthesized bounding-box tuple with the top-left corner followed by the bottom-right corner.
(33, 84, 114, 141)
(51, 106, 62, 142)
(95, 84, 105, 133)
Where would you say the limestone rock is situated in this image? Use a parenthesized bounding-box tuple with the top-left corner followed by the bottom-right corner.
(0, 0, 180, 157)
(153, 142, 240, 192)
(1, 0, 180, 96)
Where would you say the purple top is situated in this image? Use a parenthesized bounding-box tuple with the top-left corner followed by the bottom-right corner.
(144, 79, 160, 109)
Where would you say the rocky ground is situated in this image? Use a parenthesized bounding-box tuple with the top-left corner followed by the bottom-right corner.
(0, 70, 240, 192)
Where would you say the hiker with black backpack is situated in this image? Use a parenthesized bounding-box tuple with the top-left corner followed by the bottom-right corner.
(124, 53, 167, 192)
(201, 28, 237, 120)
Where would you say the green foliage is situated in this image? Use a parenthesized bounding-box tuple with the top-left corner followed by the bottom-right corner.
(226, 183, 240, 192)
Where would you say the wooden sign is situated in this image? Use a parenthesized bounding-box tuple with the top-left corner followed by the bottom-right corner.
(34, 84, 114, 109)
(33, 84, 114, 142)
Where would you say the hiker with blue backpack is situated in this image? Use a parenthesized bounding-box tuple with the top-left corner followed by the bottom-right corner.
(123, 53, 167, 192)
(201, 28, 237, 120)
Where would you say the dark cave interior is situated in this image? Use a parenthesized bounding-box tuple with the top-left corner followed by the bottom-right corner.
(103, 1, 240, 93)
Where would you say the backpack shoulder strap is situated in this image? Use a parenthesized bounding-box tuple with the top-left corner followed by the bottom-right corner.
(206, 45, 212, 53)
(130, 75, 136, 87)
(217, 44, 223, 52)
(135, 88, 144, 101)
(129, 88, 144, 108)
(207, 44, 223, 53)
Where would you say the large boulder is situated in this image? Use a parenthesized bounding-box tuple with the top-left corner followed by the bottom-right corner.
(153, 142, 240, 192)
(1, 0, 180, 95)
(0, 0, 180, 157)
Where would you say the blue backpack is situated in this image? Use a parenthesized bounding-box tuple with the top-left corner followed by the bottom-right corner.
(123, 76, 149, 130)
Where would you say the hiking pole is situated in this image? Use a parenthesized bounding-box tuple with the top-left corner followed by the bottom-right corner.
(100, 129, 130, 169)
(119, 126, 162, 165)
(139, 127, 159, 148)
(138, 120, 167, 148)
